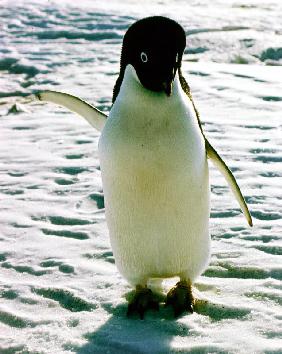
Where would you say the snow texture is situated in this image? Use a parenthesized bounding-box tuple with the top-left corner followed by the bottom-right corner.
(0, 0, 281, 353)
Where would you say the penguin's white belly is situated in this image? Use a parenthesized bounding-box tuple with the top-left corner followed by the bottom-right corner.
(99, 110, 210, 286)
(99, 73, 210, 286)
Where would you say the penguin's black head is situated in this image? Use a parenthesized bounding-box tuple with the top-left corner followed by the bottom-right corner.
(113, 16, 186, 102)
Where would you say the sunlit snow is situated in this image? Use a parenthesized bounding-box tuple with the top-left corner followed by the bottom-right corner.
(0, 0, 281, 353)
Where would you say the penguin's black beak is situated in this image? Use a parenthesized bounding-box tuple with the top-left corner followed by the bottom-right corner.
(162, 80, 173, 96)
(162, 66, 177, 96)
(136, 64, 176, 96)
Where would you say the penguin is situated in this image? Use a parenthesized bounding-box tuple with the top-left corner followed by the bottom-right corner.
(33, 16, 253, 318)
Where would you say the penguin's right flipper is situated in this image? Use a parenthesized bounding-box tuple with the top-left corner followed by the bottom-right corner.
(206, 139, 253, 227)
(34, 90, 107, 132)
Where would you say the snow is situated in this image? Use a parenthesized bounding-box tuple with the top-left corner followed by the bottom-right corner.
(0, 0, 281, 353)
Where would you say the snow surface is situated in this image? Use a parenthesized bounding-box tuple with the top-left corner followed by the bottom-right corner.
(0, 0, 282, 353)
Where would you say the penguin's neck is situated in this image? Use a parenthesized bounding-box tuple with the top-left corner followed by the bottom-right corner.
(115, 64, 184, 109)
(110, 64, 198, 134)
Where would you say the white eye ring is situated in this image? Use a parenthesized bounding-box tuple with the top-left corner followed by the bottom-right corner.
(140, 52, 148, 63)
(176, 53, 179, 62)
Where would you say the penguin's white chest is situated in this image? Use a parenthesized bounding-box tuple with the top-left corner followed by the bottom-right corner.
(98, 67, 210, 286)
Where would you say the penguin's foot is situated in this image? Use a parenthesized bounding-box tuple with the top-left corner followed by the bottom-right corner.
(166, 280, 194, 317)
(127, 285, 159, 319)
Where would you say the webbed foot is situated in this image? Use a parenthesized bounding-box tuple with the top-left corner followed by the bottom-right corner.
(127, 285, 159, 319)
(166, 280, 194, 317)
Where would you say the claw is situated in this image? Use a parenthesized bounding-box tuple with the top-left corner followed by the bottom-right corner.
(166, 280, 194, 317)
(127, 285, 159, 319)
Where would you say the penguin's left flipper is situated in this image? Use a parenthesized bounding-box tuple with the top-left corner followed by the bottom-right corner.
(205, 139, 253, 227)
(33, 90, 107, 132)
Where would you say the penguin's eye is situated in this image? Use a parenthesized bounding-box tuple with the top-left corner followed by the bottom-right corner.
(140, 52, 148, 63)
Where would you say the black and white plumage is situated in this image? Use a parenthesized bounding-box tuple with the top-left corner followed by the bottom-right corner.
(34, 16, 252, 318)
